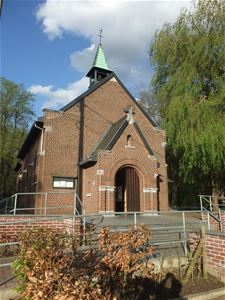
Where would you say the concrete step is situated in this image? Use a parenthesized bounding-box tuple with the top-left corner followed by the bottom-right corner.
(83, 219, 208, 257)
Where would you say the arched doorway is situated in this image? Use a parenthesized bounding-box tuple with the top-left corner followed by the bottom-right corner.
(115, 166, 140, 212)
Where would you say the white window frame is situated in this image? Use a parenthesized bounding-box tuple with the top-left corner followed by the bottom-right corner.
(52, 177, 75, 189)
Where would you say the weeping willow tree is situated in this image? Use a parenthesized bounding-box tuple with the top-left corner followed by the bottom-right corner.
(150, 0, 225, 206)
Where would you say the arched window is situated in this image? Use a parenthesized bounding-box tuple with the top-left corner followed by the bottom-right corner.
(127, 135, 132, 147)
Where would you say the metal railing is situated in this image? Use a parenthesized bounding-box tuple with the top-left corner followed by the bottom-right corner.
(0, 209, 210, 272)
(75, 210, 206, 256)
(0, 196, 15, 214)
(0, 191, 85, 215)
(199, 195, 225, 231)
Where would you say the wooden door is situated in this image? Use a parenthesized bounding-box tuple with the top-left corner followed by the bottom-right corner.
(126, 167, 140, 212)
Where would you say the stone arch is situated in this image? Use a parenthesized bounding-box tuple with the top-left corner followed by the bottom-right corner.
(108, 158, 149, 185)
(108, 158, 152, 213)
(115, 166, 140, 212)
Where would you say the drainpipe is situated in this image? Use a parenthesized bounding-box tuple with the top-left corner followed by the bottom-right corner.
(34, 123, 44, 152)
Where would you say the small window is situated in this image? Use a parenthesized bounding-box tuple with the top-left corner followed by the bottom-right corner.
(53, 177, 75, 189)
(127, 135, 132, 146)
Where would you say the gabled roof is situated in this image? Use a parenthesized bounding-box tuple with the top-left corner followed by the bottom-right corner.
(17, 72, 157, 162)
(94, 116, 127, 151)
(60, 72, 157, 127)
(60, 72, 114, 112)
(79, 116, 154, 167)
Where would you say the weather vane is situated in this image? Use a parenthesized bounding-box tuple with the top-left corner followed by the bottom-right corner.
(98, 29, 104, 44)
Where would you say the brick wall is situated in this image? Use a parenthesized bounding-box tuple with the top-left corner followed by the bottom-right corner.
(17, 76, 169, 214)
(203, 212, 225, 232)
(0, 216, 81, 240)
(82, 124, 159, 213)
(188, 230, 225, 282)
(17, 136, 41, 195)
(79, 79, 168, 212)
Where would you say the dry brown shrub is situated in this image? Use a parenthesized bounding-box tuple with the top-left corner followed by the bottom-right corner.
(0, 233, 19, 257)
(14, 225, 155, 299)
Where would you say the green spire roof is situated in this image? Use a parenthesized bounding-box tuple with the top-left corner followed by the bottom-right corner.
(92, 43, 110, 71)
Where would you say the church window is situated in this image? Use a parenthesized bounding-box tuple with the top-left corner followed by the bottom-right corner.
(126, 134, 134, 148)
(126, 135, 133, 147)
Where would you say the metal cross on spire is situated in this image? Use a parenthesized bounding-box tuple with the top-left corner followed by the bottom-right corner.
(98, 29, 104, 44)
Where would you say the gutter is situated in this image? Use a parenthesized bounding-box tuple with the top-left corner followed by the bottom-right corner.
(34, 123, 44, 152)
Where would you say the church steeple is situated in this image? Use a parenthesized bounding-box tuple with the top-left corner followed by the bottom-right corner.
(86, 30, 112, 86)
(92, 43, 110, 71)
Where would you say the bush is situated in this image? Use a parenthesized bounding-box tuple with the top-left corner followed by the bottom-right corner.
(13, 225, 155, 299)
(0, 233, 19, 257)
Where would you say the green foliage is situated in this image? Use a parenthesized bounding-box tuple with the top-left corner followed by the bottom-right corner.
(12, 259, 27, 294)
(150, 0, 225, 199)
(0, 77, 35, 199)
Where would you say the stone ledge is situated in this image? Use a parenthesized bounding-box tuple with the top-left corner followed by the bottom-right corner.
(174, 286, 225, 300)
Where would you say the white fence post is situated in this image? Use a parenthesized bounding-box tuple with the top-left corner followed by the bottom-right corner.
(207, 211, 211, 230)
(44, 193, 48, 215)
(73, 192, 77, 215)
(209, 196, 213, 212)
(182, 211, 188, 256)
(200, 196, 203, 220)
(13, 194, 18, 215)
(83, 216, 86, 246)
(134, 212, 137, 229)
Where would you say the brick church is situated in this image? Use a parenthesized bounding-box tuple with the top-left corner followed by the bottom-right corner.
(16, 41, 169, 214)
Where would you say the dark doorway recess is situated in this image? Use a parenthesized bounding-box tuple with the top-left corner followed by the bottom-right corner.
(115, 167, 140, 212)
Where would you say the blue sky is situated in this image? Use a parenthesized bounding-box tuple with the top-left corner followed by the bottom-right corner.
(1, 0, 191, 118)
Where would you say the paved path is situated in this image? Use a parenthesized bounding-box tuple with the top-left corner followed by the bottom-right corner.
(94, 211, 204, 228)
(0, 257, 17, 291)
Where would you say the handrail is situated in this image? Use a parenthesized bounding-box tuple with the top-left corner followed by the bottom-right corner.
(200, 195, 225, 211)
(200, 195, 224, 231)
(75, 192, 85, 215)
(0, 191, 85, 216)
(202, 207, 225, 225)
(0, 196, 14, 204)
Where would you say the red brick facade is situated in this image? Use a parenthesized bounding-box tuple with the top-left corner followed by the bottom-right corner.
(189, 231, 225, 282)
(0, 216, 75, 238)
(17, 75, 168, 214)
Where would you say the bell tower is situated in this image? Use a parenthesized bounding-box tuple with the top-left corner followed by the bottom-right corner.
(86, 30, 112, 86)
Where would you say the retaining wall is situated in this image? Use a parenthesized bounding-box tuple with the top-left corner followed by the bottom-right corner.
(0, 215, 80, 240)
(189, 230, 225, 282)
(203, 211, 225, 232)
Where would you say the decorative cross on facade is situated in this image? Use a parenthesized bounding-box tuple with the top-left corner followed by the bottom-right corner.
(124, 105, 135, 124)
(128, 106, 134, 115)
(98, 29, 104, 44)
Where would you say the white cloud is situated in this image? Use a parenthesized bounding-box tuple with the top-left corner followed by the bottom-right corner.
(35, 0, 191, 103)
(28, 77, 89, 110)
(28, 85, 54, 95)
(70, 44, 96, 73)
